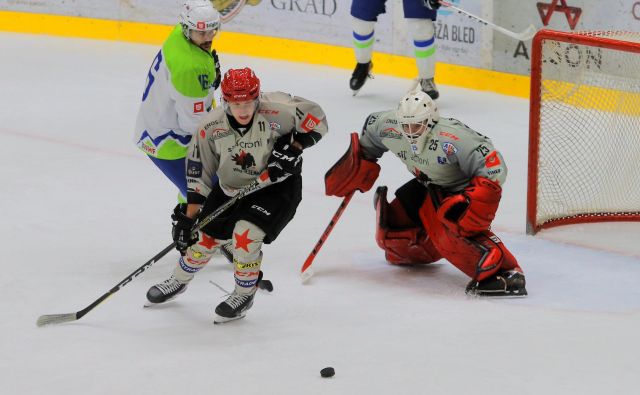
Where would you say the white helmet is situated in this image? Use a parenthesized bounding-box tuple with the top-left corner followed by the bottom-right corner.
(396, 91, 439, 154)
(180, 0, 221, 39)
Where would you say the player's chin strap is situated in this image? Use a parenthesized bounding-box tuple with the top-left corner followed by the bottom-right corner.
(36, 170, 283, 327)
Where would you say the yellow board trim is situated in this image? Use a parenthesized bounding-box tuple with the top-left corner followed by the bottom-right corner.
(0, 10, 530, 98)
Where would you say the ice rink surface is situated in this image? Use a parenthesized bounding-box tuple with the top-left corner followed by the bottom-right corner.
(1, 33, 639, 394)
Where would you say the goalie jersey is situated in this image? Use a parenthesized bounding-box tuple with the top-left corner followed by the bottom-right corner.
(134, 25, 219, 160)
(186, 91, 328, 203)
(359, 111, 508, 192)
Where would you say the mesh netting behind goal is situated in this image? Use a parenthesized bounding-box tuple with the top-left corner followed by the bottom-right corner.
(527, 30, 640, 234)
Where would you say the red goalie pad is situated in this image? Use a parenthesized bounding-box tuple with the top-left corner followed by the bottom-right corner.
(374, 186, 441, 265)
(420, 189, 520, 281)
(325, 133, 380, 197)
(438, 176, 502, 237)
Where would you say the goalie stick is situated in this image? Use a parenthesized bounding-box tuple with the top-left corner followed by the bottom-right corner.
(36, 171, 276, 327)
(438, 0, 537, 41)
(300, 191, 355, 282)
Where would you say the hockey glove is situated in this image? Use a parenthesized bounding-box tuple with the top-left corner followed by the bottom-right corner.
(437, 176, 502, 237)
(267, 134, 303, 182)
(171, 204, 199, 255)
(212, 49, 221, 90)
(325, 133, 380, 197)
(424, 0, 441, 10)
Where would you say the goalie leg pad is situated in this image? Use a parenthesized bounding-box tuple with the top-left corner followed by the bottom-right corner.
(375, 186, 441, 265)
(325, 133, 380, 197)
(419, 192, 521, 280)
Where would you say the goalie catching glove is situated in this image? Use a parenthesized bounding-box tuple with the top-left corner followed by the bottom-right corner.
(267, 133, 303, 182)
(171, 203, 199, 255)
(325, 133, 380, 197)
(437, 176, 502, 237)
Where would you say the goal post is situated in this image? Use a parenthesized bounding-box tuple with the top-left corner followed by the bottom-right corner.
(527, 29, 640, 235)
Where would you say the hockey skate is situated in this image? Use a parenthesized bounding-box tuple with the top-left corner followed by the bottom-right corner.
(214, 271, 263, 323)
(144, 276, 188, 306)
(419, 78, 439, 100)
(214, 290, 256, 324)
(350, 61, 373, 96)
(465, 270, 527, 297)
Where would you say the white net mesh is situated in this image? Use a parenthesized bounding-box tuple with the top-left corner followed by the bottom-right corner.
(533, 31, 640, 230)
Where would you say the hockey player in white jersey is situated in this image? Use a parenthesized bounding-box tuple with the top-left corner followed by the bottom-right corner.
(145, 67, 329, 322)
(325, 91, 526, 296)
(134, 0, 222, 203)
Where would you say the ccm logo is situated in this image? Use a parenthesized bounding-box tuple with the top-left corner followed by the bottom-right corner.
(251, 205, 271, 216)
(272, 150, 296, 162)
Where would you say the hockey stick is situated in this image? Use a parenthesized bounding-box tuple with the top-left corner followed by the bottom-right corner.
(438, 0, 537, 41)
(300, 190, 355, 282)
(36, 172, 275, 327)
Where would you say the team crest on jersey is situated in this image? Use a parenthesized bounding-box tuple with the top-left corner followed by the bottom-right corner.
(231, 150, 256, 170)
(442, 142, 458, 156)
(301, 113, 320, 132)
(194, 101, 204, 113)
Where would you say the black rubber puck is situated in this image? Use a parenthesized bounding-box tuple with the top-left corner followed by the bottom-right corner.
(320, 367, 335, 378)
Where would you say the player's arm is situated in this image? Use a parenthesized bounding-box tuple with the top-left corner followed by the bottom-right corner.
(186, 118, 220, 206)
(437, 131, 506, 236)
(290, 96, 328, 149)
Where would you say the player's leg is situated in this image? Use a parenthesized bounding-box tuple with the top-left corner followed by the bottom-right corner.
(349, 0, 385, 93)
(418, 189, 527, 296)
(403, 0, 439, 99)
(214, 220, 265, 322)
(374, 180, 442, 265)
(146, 231, 224, 304)
(147, 155, 188, 202)
(212, 175, 303, 322)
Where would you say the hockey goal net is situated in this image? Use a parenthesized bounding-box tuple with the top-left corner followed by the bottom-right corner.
(527, 29, 640, 235)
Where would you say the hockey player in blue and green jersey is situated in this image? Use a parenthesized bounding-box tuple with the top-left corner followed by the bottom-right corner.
(134, 0, 222, 202)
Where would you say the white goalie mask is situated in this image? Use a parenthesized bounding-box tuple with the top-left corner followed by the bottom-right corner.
(180, 0, 221, 40)
(396, 91, 440, 154)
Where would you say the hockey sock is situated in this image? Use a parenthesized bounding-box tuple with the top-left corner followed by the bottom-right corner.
(407, 19, 436, 79)
(352, 17, 376, 64)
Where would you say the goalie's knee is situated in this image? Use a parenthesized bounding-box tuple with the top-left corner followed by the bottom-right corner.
(374, 186, 441, 265)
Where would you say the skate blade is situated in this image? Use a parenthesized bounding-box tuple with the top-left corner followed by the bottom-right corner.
(466, 289, 528, 298)
(213, 312, 247, 324)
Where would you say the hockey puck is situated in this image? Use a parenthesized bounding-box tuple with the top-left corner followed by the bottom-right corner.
(258, 279, 274, 292)
(320, 367, 335, 378)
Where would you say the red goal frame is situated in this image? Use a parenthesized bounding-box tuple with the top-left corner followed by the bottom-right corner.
(527, 29, 640, 235)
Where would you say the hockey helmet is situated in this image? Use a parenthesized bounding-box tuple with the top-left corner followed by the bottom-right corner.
(396, 90, 439, 154)
(180, 0, 221, 40)
(221, 68, 261, 103)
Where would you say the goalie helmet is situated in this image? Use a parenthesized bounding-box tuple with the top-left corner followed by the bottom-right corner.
(180, 0, 221, 40)
(221, 68, 261, 103)
(396, 90, 439, 154)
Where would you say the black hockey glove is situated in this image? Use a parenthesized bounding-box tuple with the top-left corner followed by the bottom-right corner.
(267, 134, 303, 182)
(171, 204, 199, 255)
(424, 0, 441, 10)
(212, 49, 221, 90)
